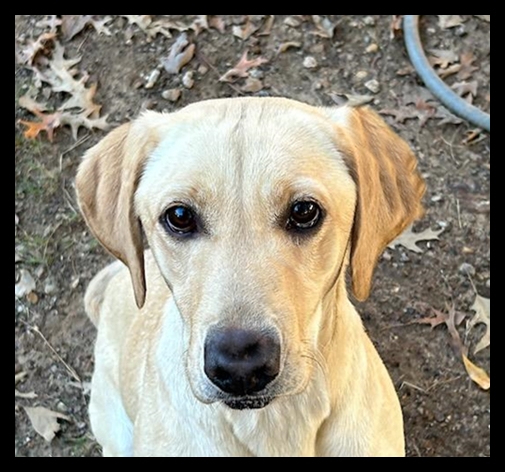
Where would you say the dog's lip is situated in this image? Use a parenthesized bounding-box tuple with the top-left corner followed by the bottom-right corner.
(223, 396, 274, 410)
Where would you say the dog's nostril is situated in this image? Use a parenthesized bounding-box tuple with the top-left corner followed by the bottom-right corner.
(204, 328, 280, 396)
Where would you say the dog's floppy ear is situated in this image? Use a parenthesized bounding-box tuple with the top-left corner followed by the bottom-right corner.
(326, 106, 426, 301)
(76, 119, 159, 308)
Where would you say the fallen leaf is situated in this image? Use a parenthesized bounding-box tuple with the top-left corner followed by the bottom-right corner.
(18, 106, 61, 142)
(61, 15, 113, 40)
(414, 302, 466, 354)
(16, 32, 56, 66)
(15, 372, 27, 385)
(219, 51, 268, 83)
(428, 49, 459, 69)
(122, 15, 153, 34)
(452, 81, 478, 105)
(277, 41, 302, 54)
(438, 15, 465, 29)
(467, 294, 490, 354)
(91, 16, 114, 37)
(412, 99, 437, 126)
(59, 110, 109, 140)
(389, 225, 444, 253)
(414, 302, 490, 389)
(380, 106, 418, 124)
(462, 354, 490, 390)
(258, 15, 275, 36)
(15, 269, 36, 297)
(161, 33, 196, 75)
(15, 389, 38, 399)
(18, 94, 48, 114)
(329, 92, 374, 107)
(458, 52, 479, 80)
(34, 16, 62, 33)
(24, 406, 71, 443)
(390, 15, 403, 39)
(191, 15, 209, 36)
(19, 42, 109, 140)
(415, 303, 466, 330)
(61, 15, 92, 40)
(241, 77, 263, 93)
(438, 63, 462, 79)
(435, 106, 464, 126)
(232, 18, 259, 40)
(284, 16, 303, 28)
(311, 15, 336, 39)
(474, 15, 490, 22)
(208, 15, 226, 34)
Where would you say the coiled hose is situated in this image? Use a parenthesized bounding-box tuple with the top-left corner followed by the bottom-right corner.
(403, 15, 490, 132)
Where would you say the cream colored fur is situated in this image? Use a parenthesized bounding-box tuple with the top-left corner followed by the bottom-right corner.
(76, 97, 425, 457)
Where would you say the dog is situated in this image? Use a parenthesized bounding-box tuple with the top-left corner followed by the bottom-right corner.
(76, 97, 425, 457)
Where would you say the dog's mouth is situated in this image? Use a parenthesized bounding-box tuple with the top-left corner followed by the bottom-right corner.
(223, 396, 273, 410)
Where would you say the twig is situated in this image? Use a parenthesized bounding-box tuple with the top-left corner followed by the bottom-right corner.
(62, 184, 79, 216)
(59, 134, 91, 171)
(456, 198, 462, 229)
(425, 374, 463, 393)
(42, 221, 63, 265)
(400, 380, 427, 393)
(441, 130, 459, 164)
(21, 320, 81, 383)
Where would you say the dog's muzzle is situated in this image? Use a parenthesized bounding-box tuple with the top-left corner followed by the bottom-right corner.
(204, 327, 280, 409)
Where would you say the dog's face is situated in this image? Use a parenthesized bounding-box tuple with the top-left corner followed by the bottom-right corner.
(77, 98, 425, 410)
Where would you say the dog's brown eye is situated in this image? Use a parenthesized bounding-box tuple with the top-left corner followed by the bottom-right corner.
(163, 205, 197, 235)
(287, 201, 322, 231)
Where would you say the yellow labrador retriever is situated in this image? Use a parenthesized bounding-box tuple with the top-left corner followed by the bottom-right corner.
(76, 97, 425, 457)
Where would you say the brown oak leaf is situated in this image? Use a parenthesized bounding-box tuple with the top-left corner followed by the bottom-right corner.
(16, 32, 56, 66)
(458, 52, 479, 80)
(219, 51, 268, 83)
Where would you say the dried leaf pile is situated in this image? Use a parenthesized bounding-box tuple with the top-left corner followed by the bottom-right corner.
(389, 224, 490, 390)
(413, 291, 490, 390)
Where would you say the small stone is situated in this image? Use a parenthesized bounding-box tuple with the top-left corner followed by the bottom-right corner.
(431, 194, 443, 203)
(459, 262, 476, 277)
(249, 68, 264, 79)
(15, 270, 36, 297)
(241, 77, 263, 93)
(364, 79, 381, 94)
(363, 16, 376, 26)
(284, 16, 302, 27)
(303, 56, 318, 69)
(44, 277, 58, 295)
(161, 89, 182, 102)
(197, 64, 209, 75)
(144, 69, 161, 89)
(355, 70, 368, 80)
(26, 292, 38, 305)
(365, 43, 379, 54)
(182, 71, 195, 89)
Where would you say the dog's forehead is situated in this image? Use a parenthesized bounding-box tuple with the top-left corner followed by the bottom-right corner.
(137, 99, 353, 215)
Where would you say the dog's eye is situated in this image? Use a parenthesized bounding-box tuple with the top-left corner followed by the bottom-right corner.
(163, 205, 197, 235)
(287, 201, 322, 231)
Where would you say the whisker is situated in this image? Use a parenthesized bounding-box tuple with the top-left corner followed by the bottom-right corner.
(299, 340, 328, 376)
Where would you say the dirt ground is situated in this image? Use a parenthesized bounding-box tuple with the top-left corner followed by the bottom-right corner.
(15, 15, 490, 457)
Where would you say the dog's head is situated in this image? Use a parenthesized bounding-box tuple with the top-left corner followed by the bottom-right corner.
(76, 98, 425, 410)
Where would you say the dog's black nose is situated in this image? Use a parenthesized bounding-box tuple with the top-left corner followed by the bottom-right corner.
(204, 328, 280, 396)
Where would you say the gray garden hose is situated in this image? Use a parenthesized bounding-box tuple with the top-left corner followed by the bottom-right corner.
(403, 15, 490, 132)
